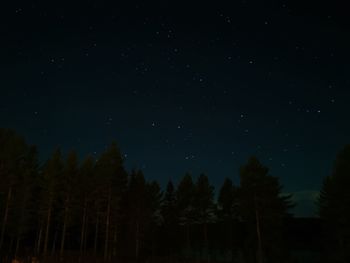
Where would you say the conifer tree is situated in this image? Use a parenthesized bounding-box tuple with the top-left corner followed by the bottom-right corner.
(319, 145, 350, 263)
(94, 142, 127, 261)
(239, 157, 293, 263)
(176, 173, 195, 257)
(0, 129, 29, 252)
(161, 180, 179, 257)
(77, 155, 95, 260)
(217, 178, 239, 260)
(193, 174, 215, 262)
(145, 180, 163, 261)
(126, 170, 147, 261)
(59, 150, 79, 259)
(13, 146, 38, 257)
(39, 149, 63, 258)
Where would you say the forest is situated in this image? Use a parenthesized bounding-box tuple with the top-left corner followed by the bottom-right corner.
(0, 128, 349, 263)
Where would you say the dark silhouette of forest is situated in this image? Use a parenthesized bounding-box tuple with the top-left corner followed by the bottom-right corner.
(0, 128, 349, 263)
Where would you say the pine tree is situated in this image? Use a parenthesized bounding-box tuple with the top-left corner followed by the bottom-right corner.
(126, 170, 148, 261)
(13, 146, 38, 257)
(319, 145, 350, 263)
(193, 174, 215, 262)
(145, 180, 163, 261)
(218, 178, 238, 219)
(217, 178, 239, 260)
(161, 180, 179, 258)
(39, 149, 63, 258)
(94, 142, 127, 261)
(176, 173, 195, 258)
(239, 157, 293, 263)
(77, 155, 95, 260)
(0, 129, 32, 254)
(59, 150, 79, 259)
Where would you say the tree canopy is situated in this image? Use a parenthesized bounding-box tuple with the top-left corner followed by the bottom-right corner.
(3, 128, 342, 263)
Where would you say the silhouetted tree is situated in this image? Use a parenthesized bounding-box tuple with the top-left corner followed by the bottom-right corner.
(239, 157, 293, 263)
(0, 129, 30, 253)
(13, 146, 38, 258)
(94, 142, 127, 261)
(319, 145, 350, 263)
(145, 180, 163, 261)
(77, 155, 95, 260)
(59, 150, 79, 259)
(193, 174, 215, 262)
(125, 170, 148, 261)
(0, 127, 332, 263)
(176, 173, 195, 258)
(217, 178, 239, 261)
(38, 149, 63, 258)
(160, 180, 179, 258)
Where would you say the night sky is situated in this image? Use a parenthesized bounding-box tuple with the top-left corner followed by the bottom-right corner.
(1, 1, 348, 216)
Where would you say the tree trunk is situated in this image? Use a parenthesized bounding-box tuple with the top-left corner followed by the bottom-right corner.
(104, 190, 111, 261)
(204, 222, 209, 263)
(36, 224, 43, 255)
(15, 236, 20, 258)
(15, 182, 30, 259)
(60, 199, 69, 259)
(151, 228, 156, 263)
(79, 199, 87, 261)
(94, 210, 99, 256)
(255, 206, 263, 263)
(43, 198, 52, 257)
(51, 228, 58, 256)
(135, 221, 140, 262)
(0, 186, 12, 250)
(83, 216, 88, 254)
(9, 235, 14, 256)
(229, 220, 234, 263)
(185, 223, 191, 258)
(112, 225, 117, 259)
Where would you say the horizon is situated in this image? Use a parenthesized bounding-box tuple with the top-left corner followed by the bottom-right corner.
(2, 0, 349, 220)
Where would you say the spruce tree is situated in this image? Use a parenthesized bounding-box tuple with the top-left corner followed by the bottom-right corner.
(319, 145, 350, 263)
(193, 174, 215, 262)
(77, 155, 95, 259)
(0, 129, 29, 253)
(161, 180, 179, 258)
(217, 178, 239, 260)
(239, 157, 293, 263)
(176, 173, 195, 258)
(94, 142, 127, 261)
(39, 149, 63, 258)
(59, 150, 79, 259)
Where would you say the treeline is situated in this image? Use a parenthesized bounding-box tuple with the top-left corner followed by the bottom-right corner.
(0, 128, 349, 263)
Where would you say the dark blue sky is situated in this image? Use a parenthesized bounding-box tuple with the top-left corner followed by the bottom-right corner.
(1, 0, 349, 216)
